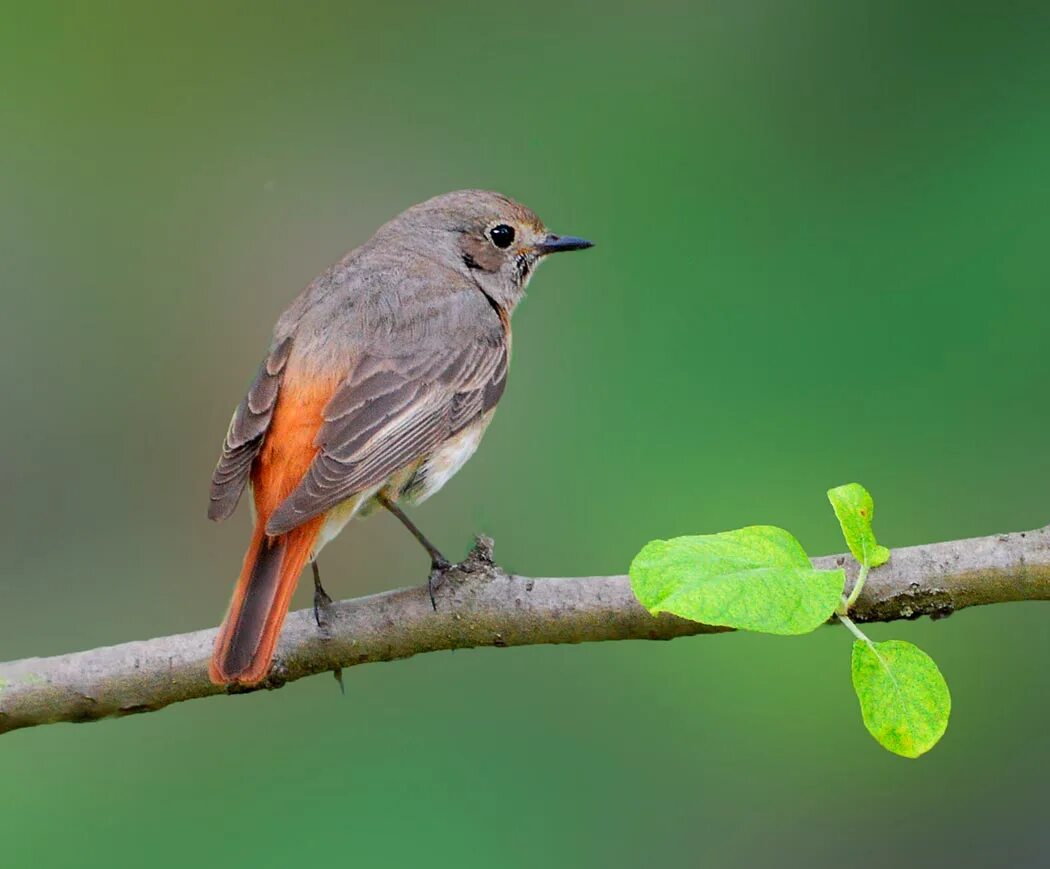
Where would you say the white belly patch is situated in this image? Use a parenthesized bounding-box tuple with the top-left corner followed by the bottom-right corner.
(410, 411, 493, 505)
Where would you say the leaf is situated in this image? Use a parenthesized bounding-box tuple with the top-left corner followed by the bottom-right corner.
(827, 483, 890, 568)
(629, 526, 844, 635)
(851, 639, 950, 758)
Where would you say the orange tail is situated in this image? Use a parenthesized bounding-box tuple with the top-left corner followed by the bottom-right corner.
(209, 516, 323, 686)
(210, 368, 339, 686)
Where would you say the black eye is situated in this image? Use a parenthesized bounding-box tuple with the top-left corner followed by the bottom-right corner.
(489, 224, 515, 248)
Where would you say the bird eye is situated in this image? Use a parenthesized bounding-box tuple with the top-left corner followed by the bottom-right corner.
(489, 224, 515, 248)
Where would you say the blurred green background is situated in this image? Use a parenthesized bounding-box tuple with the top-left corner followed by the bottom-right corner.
(2, 1, 1048, 865)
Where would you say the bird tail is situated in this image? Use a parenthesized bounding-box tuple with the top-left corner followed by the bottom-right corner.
(209, 516, 322, 686)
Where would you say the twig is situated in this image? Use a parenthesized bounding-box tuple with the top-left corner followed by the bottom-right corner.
(1, 527, 1048, 735)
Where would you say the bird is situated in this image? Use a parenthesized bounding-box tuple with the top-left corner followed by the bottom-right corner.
(206, 189, 593, 686)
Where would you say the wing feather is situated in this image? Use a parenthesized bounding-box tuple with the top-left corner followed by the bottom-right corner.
(266, 336, 507, 535)
(207, 336, 293, 521)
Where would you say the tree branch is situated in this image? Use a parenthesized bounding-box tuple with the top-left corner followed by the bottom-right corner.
(2, 527, 1048, 735)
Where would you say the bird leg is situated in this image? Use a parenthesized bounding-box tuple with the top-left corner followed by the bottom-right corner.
(311, 559, 333, 628)
(377, 494, 451, 610)
(309, 559, 345, 691)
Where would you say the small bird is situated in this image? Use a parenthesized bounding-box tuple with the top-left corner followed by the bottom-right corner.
(207, 190, 593, 685)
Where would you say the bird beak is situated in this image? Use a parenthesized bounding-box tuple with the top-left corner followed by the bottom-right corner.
(533, 234, 594, 255)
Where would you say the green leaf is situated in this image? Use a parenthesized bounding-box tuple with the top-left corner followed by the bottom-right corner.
(629, 526, 844, 635)
(827, 483, 890, 568)
(851, 639, 951, 758)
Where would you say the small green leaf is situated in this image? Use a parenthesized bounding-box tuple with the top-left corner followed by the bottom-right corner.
(851, 639, 950, 758)
(827, 483, 890, 568)
(629, 526, 844, 635)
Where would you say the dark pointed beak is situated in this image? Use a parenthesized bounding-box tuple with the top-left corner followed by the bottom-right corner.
(534, 234, 594, 255)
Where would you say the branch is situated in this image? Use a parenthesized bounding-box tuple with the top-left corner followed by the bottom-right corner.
(2, 527, 1049, 735)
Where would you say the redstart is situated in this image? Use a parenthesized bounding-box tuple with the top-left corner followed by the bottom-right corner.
(207, 190, 593, 685)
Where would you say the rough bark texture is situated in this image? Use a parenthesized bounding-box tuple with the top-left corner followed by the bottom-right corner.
(2, 527, 1048, 735)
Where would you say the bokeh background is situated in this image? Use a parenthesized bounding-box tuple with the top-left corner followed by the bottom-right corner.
(3, 1, 1049, 866)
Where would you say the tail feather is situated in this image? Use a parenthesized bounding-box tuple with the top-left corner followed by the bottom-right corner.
(210, 517, 323, 686)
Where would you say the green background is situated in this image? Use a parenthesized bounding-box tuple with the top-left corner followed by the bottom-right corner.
(3, 1, 1048, 865)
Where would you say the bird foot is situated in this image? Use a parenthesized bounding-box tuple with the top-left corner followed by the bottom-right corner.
(313, 585, 334, 629)
(425, 535, 496, 610)
(311, 559, 335, 629)
(427, 558, 452, 611)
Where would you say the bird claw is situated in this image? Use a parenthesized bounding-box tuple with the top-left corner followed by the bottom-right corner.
(425, 536, 495, 610)
(313, 585, 334, 629)
(311, 559, 334, 629)
(427, 558, 452, 611)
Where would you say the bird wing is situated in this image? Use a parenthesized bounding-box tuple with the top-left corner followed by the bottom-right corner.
(265, 331, 508, 535)
(207, 336, 294, 521)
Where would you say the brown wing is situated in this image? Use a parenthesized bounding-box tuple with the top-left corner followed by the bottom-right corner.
(265, 336, 507, 536)
(207, 337, 293, 521)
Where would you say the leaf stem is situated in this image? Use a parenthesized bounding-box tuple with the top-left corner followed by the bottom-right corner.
(836, 612, 873, 646)
(844, 562, 870, 611)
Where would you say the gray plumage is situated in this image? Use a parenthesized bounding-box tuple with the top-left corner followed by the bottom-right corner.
(208, 190, 590, 536)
